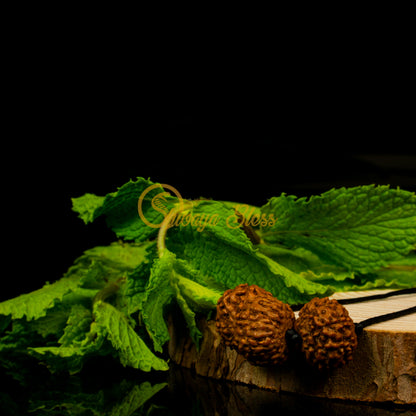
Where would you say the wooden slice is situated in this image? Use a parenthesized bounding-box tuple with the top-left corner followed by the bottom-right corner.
(168, 290, 416, 405)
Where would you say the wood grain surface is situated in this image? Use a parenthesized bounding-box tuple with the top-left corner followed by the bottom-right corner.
(331, 290, 416, 332)
(168, 290, 416, 405)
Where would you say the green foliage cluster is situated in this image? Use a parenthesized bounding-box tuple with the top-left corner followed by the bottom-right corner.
(1, 177, 415, 374)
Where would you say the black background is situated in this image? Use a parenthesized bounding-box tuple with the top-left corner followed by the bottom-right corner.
(4, 104, 415, 301)
(3, 23, 416, 301)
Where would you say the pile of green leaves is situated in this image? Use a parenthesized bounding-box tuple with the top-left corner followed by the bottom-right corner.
(1, 177, 415, 374)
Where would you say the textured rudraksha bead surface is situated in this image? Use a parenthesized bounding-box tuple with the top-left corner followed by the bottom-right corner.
(216, 284, 295, 366)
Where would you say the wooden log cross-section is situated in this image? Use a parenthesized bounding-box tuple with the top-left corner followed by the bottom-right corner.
(168, 290, 416, 405)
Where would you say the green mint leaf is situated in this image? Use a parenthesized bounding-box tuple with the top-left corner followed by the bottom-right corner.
(27, 320, 107, 374)
(71, 193, 106, 223)
(28, 346, 90, 374)
(168, 226, 332, 305)
(58, 304, 93, 347)
(28, 307, 108, 374)
(255, 251, 334, 303)
(179, 200, 254, 251)
(93, 300, 168, 372)
(173, 263, 223, 310)
(258, 244, 322, 274)
(30, 305, 73, 338)
(378, 252, 416, 281)
(0, 321, 41, 353)
(141, 249, 223, 350)
(258, 244, 355, 281)
(355, 253, 416, 290)
(140, 252, 175, 353)
(122, 243, 157, 315)
(170, 270, 224, 348)
(259, 243, 416, 292)
(0, 277, 80, 321)
(72, 177, 177, 241)
(261, 185, 416, 273)
(302, 261, 416, 292)
(74, 241, 150, 289)
(0, 241, 149, 322)
(170, 277, 202, 347)
(123, 261, 152, 316)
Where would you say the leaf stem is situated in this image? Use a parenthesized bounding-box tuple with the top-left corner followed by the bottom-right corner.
(93, 277, 126, 304)
(157, 202, 193, 257)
